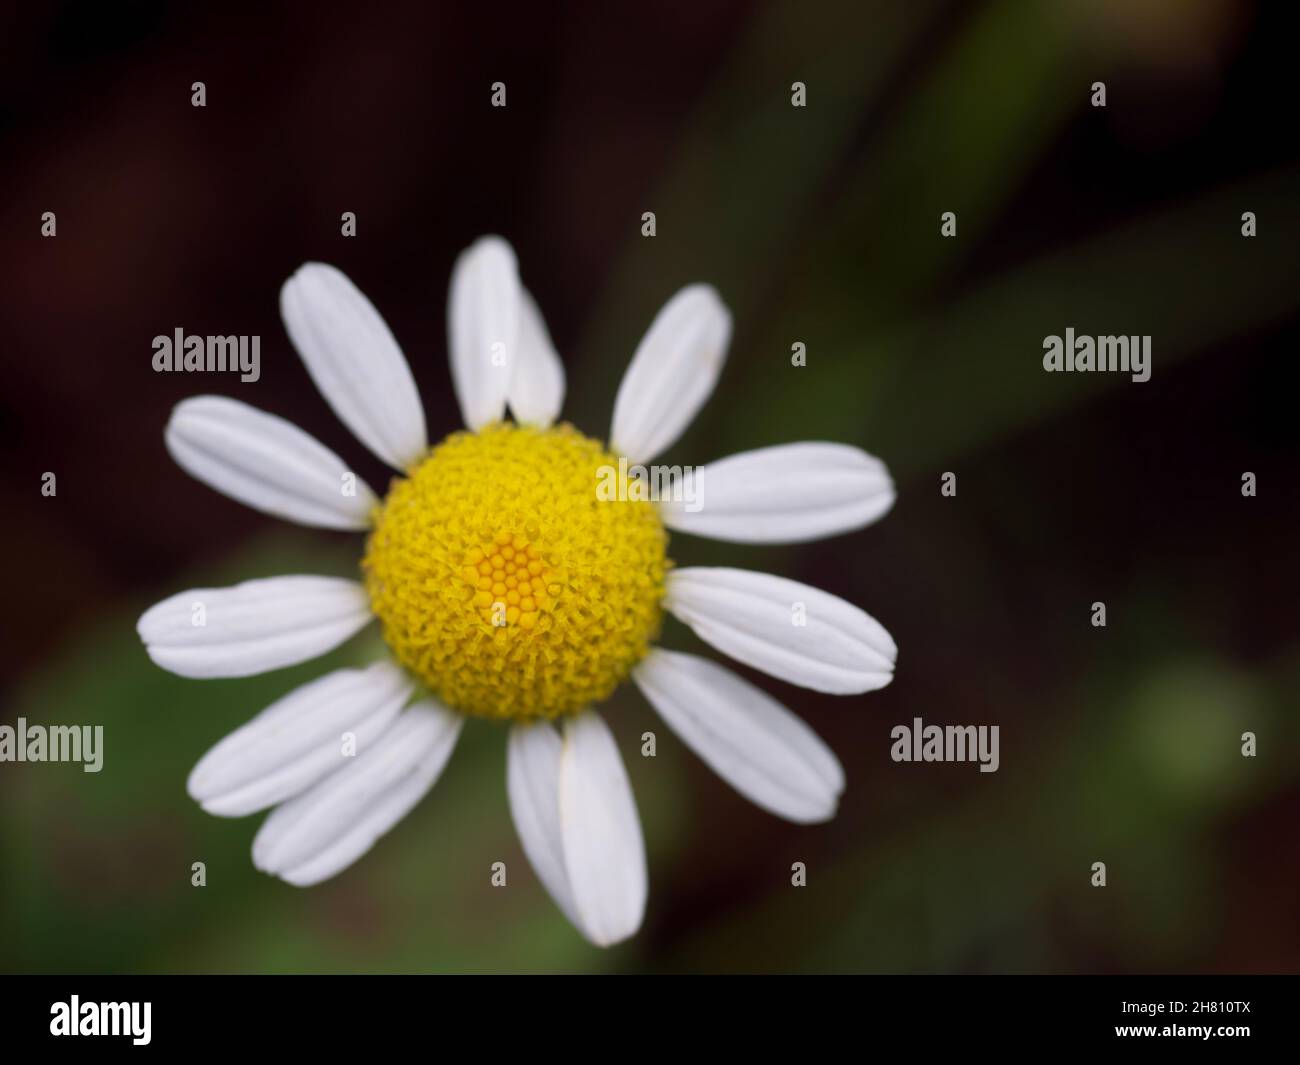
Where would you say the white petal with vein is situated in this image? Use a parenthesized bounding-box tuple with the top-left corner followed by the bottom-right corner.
(659, 442, 893, 544)
(188, 662, 412, 816)
(634, 649, 843, 823)
(665, 567, 896, 694)
(609, 285, 731, 463)
(137, 575, 373, 678)
(448, 236, 521, 430)
(507, 722, 581, 930)
(166, 395, 377, 530)
(559, 712, 647, 947)
(253, 701, 462, 886)
(506, 288, 565, 427)
(280, 262, 427, 469)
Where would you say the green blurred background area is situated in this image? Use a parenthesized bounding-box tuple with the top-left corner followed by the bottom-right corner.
(1, 0, 1297, 973)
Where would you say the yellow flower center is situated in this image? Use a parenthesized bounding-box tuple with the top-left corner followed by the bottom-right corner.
(363, 423, 669, 720)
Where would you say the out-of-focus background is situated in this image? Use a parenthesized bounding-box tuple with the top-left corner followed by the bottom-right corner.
(1, 0, 1297, 973)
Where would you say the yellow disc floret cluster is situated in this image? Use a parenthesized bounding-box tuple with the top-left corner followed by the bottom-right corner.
(363, 423, 669, 721)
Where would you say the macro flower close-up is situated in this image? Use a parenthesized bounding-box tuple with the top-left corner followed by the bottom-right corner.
(135, 236, 898, 946)
(8, 0, 1297, 1020)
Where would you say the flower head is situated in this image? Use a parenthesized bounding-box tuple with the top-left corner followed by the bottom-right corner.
(363, 422, 667, 719)
(138, 236, 897, 947)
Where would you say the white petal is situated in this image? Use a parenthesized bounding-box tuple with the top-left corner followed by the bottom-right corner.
(506, 288, 565, 427)
(188, 662, 412, 817)
(253, 701, 462, 886)
(659, 442, 894, 544)
(609, 285, 731, 464)
(559, 712, 647, 947)
(165, 396, 378, 530)
(506, 722, 581, 930)
(137, 575, 373, 679)
(634, 649, 843, 823)
(448, 236, 521, 430)
(280, 262, 427, 469)
(665, 568, 896, 694)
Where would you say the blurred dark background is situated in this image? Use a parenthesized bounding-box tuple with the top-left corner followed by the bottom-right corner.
(1, 0, 1297, 973)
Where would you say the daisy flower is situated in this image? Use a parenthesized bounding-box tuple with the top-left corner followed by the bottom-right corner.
(137, 236, 897, 947)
